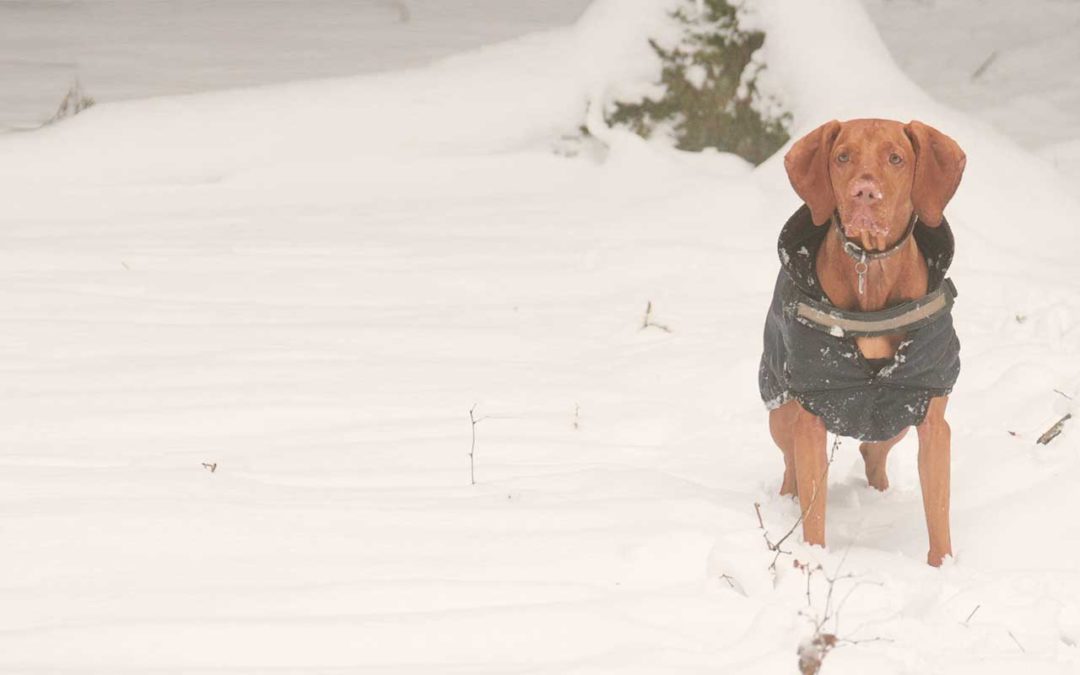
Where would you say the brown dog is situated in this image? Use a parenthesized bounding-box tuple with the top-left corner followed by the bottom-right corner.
(761, 119, 966, 566)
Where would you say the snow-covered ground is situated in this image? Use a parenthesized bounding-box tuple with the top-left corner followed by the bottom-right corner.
(0, 0, 592, 131)
(862, 0, 1080, 190)
(865, 0, 1080, 150)
(2, 0, 1079, 672)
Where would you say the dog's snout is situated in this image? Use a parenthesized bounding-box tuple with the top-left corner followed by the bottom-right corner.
(850, 178, 883, 204)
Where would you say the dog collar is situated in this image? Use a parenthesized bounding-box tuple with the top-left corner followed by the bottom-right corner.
(831, 212, 918, 294)
(775, 204, 955, 301)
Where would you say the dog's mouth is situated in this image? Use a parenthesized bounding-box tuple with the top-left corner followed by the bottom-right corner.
(839, 205, 890, 250)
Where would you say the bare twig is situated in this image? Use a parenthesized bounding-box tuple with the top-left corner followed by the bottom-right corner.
(804, 549, 851, 636)
(573, 403, 580, 430)
(804, 561, 817, 607)
(837, 636, 893, 647)
(1053, 389, 1073, 401)
(832, 578, 884, 637)
(1036, 413, 1072, 445)
(1008, 630, 1026, 653)
(468, 404, 486, 485)
(962, 604, 981, 626)
(797, 550, 886, 674)
(971, 51, 998, 81)
(201, 462, 217, 473)
(819, 548, 854, 631)
(641, 301, 672, 333)
(47, 79, 95, 124)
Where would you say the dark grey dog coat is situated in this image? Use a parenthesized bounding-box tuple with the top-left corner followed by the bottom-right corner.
(758, 205, 960, 442)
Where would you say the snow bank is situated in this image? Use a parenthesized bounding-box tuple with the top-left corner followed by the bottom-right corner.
(0, 0, 673, 189)
(0, 0, 594, 131)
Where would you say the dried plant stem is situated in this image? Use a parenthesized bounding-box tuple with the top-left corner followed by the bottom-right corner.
(971, 51, 998, 80)
(641, 301, 672, 333)
(1036, 413, 1071, 445)
(468, 404, 484, 485)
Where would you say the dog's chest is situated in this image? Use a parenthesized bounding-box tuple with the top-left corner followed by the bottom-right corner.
(816, 253, 930, 361)
(855, 334, 905, 361)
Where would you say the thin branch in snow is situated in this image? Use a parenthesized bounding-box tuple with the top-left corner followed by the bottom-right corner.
(641, 300, 672, 333)
(837, 635, 893, 647)
(754, 501, 766, 529)
(1036, 413, 1071, 445)
(805, 550, 851, 637)
(962, 604, 981, 626)
(468, 403, 486, 485)
(803, 560, 815, 606)
(818, 548, 854, 630)
(832, 578, 885, 637)
(971, 51, 998, 81)
(797, 551, 887, 675)
(1008, 630, 1026, 653)
(47, 79, 95, 124)
(201, 462, 217, 473)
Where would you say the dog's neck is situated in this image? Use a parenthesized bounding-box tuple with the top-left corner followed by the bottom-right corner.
(817, 212, 929, 313)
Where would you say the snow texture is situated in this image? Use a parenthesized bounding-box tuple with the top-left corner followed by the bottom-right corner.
(1, 0, 1079, 673)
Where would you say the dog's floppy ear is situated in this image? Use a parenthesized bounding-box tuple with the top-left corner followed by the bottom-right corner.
(904, 121, 966, 227)
(784, 120, 842, 226)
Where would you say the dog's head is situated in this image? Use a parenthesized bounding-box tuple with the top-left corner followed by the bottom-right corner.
(783, 119, 966, 249)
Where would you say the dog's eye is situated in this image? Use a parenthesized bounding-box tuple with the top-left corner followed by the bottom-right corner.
(836, 152, 850, 164)
(889, 153, 903, 165)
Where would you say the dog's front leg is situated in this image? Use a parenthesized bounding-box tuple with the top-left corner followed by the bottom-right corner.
(792, 403, 828, 547)
(917, 396, 952, 566)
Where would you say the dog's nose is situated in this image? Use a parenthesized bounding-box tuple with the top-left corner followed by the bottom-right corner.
(850, 178, 883, 204)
